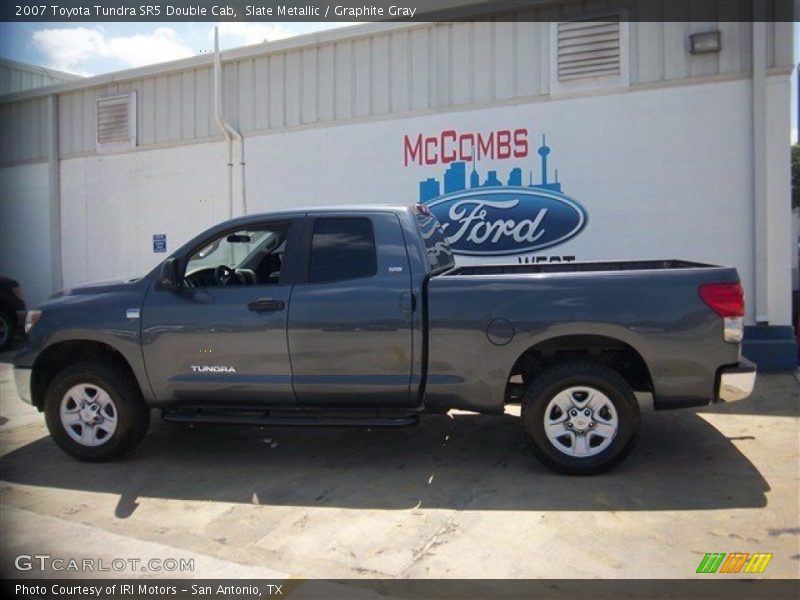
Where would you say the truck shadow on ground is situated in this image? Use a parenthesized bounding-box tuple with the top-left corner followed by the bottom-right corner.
(0, 408, 770, 517)
(697, 373, 800, 418)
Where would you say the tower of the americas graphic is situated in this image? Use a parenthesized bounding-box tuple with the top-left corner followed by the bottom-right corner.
(532, 134, 562, 192)
(539, 135, 550, 184)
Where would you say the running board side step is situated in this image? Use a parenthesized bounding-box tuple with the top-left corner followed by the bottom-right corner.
(162, 411, 419, 428)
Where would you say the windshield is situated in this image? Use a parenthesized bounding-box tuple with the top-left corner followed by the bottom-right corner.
(188, 229, 273, 271)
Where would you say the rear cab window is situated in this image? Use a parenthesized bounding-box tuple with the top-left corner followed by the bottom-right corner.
(309, 217, 378, 283)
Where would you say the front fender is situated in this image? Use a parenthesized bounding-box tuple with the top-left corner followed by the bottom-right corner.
(14, 281, 155, 404)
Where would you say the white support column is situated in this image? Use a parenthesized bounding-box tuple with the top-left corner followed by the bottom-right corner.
(752, 21, 768, 324)
(765, 74, 793, 326)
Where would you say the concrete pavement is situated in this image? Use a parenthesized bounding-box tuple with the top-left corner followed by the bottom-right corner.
(1, 346, 798, 580)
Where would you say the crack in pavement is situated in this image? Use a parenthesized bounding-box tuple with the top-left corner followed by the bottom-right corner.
(397, 428, 524, 577)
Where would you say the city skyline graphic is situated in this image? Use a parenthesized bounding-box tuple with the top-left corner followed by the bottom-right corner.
(419, 135, 563, 203)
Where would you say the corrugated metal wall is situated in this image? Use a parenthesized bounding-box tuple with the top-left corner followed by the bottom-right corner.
(0, 60, 79, 95)
(0, 96, 48, 163)
(0, 14, 794, 165)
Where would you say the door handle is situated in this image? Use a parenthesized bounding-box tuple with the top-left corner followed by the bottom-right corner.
(248, 298, 285, 313)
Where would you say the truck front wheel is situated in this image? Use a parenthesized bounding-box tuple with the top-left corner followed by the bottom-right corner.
(521, 361, 640, 475)
(43, 361, 150, 461)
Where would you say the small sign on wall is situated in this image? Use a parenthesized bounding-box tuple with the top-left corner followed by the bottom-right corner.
(153, 234, 167, 253)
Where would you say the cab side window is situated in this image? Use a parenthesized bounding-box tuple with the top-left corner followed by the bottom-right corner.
(184, 224, 288, 287)
(308, 218, 377, 284)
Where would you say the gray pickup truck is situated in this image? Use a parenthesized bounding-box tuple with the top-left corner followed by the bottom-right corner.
(14, 205, 756, 474)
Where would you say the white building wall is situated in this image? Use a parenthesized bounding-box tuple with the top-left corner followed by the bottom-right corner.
(242, 76, 765, 320)
(0, 12, 793, 334)
(49, 75, 794, 326)
(0, 162, 53, 306)
(59, 142, 230, 287)
(765, 75, 793, 325)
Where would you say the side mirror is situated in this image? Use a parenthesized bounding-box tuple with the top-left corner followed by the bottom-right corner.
(157, 257, 181, 291)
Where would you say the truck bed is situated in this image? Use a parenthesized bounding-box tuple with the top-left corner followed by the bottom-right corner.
(445, 259, 714, 276)
(424, 258, 740, 413)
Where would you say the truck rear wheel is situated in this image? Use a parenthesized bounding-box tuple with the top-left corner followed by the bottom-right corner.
(43, 361, 150, 461)
(521, 361, 640, 475)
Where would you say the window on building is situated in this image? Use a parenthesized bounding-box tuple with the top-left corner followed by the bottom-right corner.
(96, 92, 136, 150)
(309, 218, 377, 284)
(550, 17, 628, 93)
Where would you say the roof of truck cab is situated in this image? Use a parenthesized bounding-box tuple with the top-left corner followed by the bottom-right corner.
(272, 204, 413, 214)
(173, 203, 422, 262)
(225, 204, 416, 222)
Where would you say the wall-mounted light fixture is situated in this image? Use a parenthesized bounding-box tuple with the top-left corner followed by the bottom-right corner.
(689, 31, 722, 54)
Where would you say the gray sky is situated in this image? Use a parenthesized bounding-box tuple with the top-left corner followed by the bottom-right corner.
(0, 21, 355, 76)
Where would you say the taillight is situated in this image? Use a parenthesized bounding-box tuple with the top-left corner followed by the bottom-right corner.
(699, 282, 745, 343)
(699, 283, 744, 317)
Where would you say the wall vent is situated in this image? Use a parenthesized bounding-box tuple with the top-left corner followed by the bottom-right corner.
(557, 19, 621, 82)
(96, 92, 136, 148)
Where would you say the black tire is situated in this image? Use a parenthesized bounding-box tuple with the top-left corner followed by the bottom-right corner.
(521, 361, 640, 475)
(43, 361, 150, 461)
(0, 310, 16, 352)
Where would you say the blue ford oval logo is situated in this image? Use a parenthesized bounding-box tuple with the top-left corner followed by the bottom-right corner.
(415, 135, 589, 256)
(424, 188, 587, 256)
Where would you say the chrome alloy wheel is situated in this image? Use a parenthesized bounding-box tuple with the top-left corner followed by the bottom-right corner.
(59, 384, 118, 447)
(543, 386, 619, 457)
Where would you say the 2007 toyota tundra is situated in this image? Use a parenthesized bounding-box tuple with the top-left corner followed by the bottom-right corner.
(13, 205, 756, 474)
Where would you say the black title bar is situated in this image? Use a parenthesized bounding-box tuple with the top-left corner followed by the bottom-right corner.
(0, 0, 796, 22)
(3, 578, 800, 600)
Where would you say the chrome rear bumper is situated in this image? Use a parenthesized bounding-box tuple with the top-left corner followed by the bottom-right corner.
(718, 358, 757, 403)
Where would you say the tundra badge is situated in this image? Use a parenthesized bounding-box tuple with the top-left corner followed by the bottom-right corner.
(190, 365, 237, 374)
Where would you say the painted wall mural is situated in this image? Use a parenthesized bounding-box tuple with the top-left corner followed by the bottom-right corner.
(404, 129, 588, 256)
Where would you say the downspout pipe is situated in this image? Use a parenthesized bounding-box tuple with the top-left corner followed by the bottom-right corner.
(213, 27, 247, 217)
(47, 93, 63, 293)
(213, 27, 233, 218)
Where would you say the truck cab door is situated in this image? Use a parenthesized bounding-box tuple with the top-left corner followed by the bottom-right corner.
(287, 213, 415, 407)
(141, 218, 303, 405)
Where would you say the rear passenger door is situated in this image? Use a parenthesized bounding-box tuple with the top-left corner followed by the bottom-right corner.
(287, 213, 414, 406)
